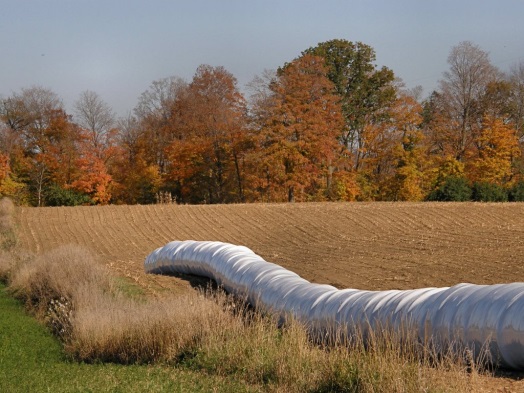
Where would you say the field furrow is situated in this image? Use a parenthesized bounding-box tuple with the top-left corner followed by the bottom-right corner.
(15, 202, 524, 294)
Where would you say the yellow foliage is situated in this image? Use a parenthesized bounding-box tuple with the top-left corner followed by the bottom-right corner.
(330, 171, 360, 201)
(0, 176, 29, 205)
(431, 156, 465, 185)
(394, 163, 425, 201)
(466, 116, 520, 185)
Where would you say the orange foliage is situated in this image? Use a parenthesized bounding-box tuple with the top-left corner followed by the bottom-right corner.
(12, 108, 85, 205)
(259, 54, 346, 202)
(0, 153, 9, 183)
(3, 49, 524, 205)
(110, 141, 161, 205)
(166, 65, 250, 203)
(68, 128, 113, 204)
(387, 94, 427, 201)
(71, 156, 112, 205)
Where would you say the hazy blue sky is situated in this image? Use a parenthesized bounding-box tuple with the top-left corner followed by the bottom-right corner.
(1, 0, 524, 116)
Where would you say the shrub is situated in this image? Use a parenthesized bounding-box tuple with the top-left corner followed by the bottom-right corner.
(509, 181, 524, 201)
(427, 176, 472, 201)
(45, 184, 92, 207)
(8, 245, 111, 318)
(472, 182, 508, 202)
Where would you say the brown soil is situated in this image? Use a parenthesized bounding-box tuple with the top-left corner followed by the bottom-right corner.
(16, 202, 524, 392)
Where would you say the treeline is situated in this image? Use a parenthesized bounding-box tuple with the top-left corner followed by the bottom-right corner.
(1, 39, 524, 206)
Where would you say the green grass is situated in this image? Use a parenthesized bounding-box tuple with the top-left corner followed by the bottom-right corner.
(0, 283, 256, 393)
(113, 276, 147, 300)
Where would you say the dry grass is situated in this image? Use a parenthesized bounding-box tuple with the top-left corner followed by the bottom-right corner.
(2, 240, 482, 392)
(4, 242, 237, 365)
(192, 314, 481, 393)
(0, 250, 14, 283)
(0, 198, 17, 281)
(8, 245, 112, 318)
(0, 197, 15, 228)
(0, 198, 16, 250)
(67, 289, 240, 364)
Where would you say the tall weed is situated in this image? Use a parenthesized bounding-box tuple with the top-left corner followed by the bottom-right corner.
(67, 289, 239, 364)
(9, 245, 112, 318)
(0, 198, 17, 281)
(0, 198, 17, 251)
(190, 315, 479, 393)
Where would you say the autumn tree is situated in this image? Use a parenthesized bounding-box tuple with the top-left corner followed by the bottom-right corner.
(166, 65, 250, 203)
(384, 92, 427, 201)
(346, 85, 427, 201)
(69, 130, 112, 205)
(466, 115, 520, 185)
(479, 80, 513, 122)
(0, 87, 87, 205)
(258, 54, 347, 202)
(0, 86, 63, 138)
(247, 69, 278, 130)
(303, 39, 397, 171)
(32, 111, 86, 205)
(110, 114, 161, 204)
(0, 122, 27, 202)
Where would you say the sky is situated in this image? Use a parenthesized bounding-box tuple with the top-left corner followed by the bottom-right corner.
(1, 0, 524, 117)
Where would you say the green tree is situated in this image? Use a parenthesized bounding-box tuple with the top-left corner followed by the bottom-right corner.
(509, 181, 524, 201)
(302, 39, 397, 170)
(45, 183, 91, 206)
(471, 182, 508, 202)
(427, 176, 472, 202)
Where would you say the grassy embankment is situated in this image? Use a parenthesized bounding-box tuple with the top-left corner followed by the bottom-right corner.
(0, 198, 253, 392)
(0, 198, 484, 392)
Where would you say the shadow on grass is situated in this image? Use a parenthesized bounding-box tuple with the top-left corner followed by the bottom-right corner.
(160, 271, 218, 291)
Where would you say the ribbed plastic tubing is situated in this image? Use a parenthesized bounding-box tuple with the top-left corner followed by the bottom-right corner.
(144, 240, 524, 369)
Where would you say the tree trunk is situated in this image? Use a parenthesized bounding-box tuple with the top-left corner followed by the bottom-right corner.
(232, 150, 244, 202)
(288, 186, 295, 203)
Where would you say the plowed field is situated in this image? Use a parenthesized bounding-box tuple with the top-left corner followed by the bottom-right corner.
(17, 202, 524, 294)
(15, 202, 524, 391)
